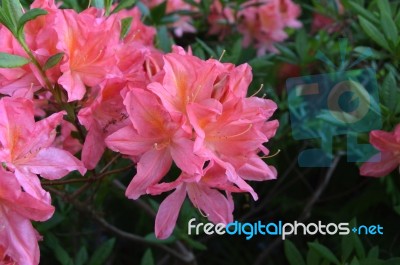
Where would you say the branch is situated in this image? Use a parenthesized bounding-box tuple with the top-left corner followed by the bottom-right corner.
(252, 155, 341, 265)
(46, 187, 196, 264)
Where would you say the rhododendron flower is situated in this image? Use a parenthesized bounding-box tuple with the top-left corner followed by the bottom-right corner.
(238, 0, 302, 55)
(106, 88, 205, 199)
(141, 0, 199, 37)
(0, 97, 86, 203)
(106, 47, 278, 239)
(54, 9, 121, 101)
(0, 168, 54, 265)
(360, 125, 400, 177)
(207, 0, 235, 39)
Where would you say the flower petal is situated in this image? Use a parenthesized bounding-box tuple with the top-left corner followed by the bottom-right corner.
(155, 184, 186, 239)
(360, 152, 399, 177)
(126, 148, 172, 200)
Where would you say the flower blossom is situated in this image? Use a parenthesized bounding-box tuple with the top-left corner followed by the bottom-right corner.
(360, 125, 400, 177)
(238, 0, 302, 55)
(0, 168, 54, 265)
(141, 0, 199, 37)
(0, 97, 86, 203)
(106, 46, 278, 239)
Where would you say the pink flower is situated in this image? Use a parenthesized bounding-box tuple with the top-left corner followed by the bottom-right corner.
(107, 48, 279, 239)
(141, 0, 199, 37)
(207, 0, 235, 39)
(54, 9, 120, 101)
(238, 0, 302, 55)
(360, 125, 400, 177)
(0, 168, 54, 265)
(106, 88, 205, 199)
(116, 7, 156, 46)
(0, 97, 86, 203)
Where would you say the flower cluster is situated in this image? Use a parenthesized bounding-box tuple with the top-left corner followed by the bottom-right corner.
(105, 47, 279, 238)
(141, 0, 302, 55)
(0, 0, 279, 263)
(142, 0, 199, 37)
(237, 0, 302, 55)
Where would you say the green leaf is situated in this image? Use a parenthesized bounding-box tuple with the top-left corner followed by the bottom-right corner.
(2, 0, 23, 32)
(306, 248, 321, 265)
(88, 238, 116, 265)
(367, 246, 379, 259)
(43, 52, 64, 70)
(0, 52, 29, 68)
(379, 11, 398, 44)
(92, 0, 104, 8)
(120, 17, 133, 40)
(342, 231, 354, 261)
(140, 249, 154, 265)
(348, 1, 378, 24)
(382, 71, 397, 111)
(284, 240, 306, 265)
(359, 258, 384, 265)
(45, 234, 74, 265)
(308, 242, 340, 265)
(0, 7, 15, 31)
(359, 16, 390, 51)
(350, 257, 361, 265)
(156, 26, 172, 52)
(354, 46, 387, 59)
(150, 1, 167, 24)
(352, 233, 366, 259)
(104, 0, 113, 15)
(111, 0, 137, 14)
(295, 29, 308, 61)
(195, 38, 216, 58)
(75, 246, 89, 265)
(377, 0, 391, 16)
(17, 8, 47, 31)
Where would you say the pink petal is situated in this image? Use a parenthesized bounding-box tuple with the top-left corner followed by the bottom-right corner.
(17, 147, 86, 180)
(238, 156, 277, 181)
(360, 152, 399, 177)
(126, 149, 172, 200)
(369, 130, 400, 151)
(170, 137, 204, 176)
(82, 122, 105, 170)
(8, 192, 54, 222)
(0, 208, 40, 265)
(155, 184, 186, 239)
(105, 125, 153, 156)
(187, 183, 233, 224)
(14, 169, 51, 204)
(58, 70, 86, 102)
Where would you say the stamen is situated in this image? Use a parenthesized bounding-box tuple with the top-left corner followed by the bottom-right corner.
(216, 124, 253, 140)
(260, 149, 281, 159)
(218, 50, 226, 61)
(251, 84, 264, 97)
